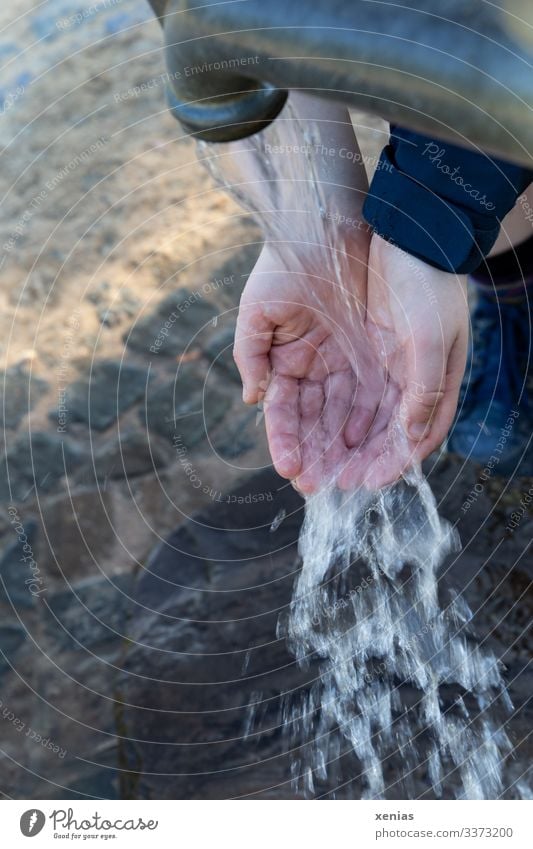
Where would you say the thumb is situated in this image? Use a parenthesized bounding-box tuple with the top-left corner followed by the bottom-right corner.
(402, 328, 468, 453)
(407, 332, 467, 453)
(402, 338, 448, 442)
(404, 387, 445, 442)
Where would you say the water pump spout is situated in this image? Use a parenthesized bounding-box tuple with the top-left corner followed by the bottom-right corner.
(147, 0, 533, 163)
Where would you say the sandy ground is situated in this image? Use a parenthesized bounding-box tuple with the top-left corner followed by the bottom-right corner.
(0, 0, 243, 374)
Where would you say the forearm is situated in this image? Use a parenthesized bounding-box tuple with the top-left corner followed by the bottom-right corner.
(285, 91, 370, 228)
(222, 92, 370, 246)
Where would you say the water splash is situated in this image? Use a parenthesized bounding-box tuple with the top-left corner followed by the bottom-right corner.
(279, 471, 513, 799)
(270, 507, 286, 533)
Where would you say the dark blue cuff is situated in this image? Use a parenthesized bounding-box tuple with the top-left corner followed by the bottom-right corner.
(363, 128, 532, 274)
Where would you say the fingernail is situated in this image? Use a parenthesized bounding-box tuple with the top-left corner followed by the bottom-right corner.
(408, 422, 429, 440)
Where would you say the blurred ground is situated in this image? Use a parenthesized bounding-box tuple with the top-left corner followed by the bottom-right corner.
(0, 0, 530, 799)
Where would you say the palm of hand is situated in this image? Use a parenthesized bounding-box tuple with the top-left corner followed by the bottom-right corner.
(234, 237, 468, 493)
(235, 245, 388, 492)
(266, 320, 376, 493)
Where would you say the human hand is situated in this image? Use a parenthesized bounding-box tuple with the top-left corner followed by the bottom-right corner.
(234, 234, 468, 494)
(233, 237, 382, 493)
(337, 233, 469, 490)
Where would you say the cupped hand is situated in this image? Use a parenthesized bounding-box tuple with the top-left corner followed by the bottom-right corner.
(233, 232, 468, 495)
(337, 233, 469, 490)
(233, 239, 381, 493)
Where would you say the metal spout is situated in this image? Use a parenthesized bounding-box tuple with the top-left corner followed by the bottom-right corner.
(148, 0, 533, 164)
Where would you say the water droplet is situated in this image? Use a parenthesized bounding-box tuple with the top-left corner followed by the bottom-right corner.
(270, 508, 286, 532)
(241, 649, 251, 674)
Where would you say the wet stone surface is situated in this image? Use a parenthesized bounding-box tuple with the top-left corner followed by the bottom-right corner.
(0, 456, 531, 799)
(113, 459, 533, 800)
(73, 430, 171, 484)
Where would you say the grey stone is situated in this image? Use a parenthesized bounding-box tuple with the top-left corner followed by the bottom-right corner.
(203, 325, 241, 384)
(201, 241, 262, 308)
(117, 470, 308, 799)
(0, 519, 39, 608)
(0, 432, 85, 502)
(97, 307, 122, 327)
(75, 430, 170, 485)
(86, 281, 111, 305)
(116, 457, 532, 799)
(28, 759, 120, 801)
(54, 359, 148, 431)
(87, 283, 140, 327)
(44, 762, 119, 800)
(0, 365, 48, 429)
(214, 411, 257, 459)
(143, 363, 231, 446)
(39, 487, 115, 583)
(126, 287, 217, 356)
(424, 452, 533, 588)
(0, 624, 27, 658)
(43, 573, 133, 653)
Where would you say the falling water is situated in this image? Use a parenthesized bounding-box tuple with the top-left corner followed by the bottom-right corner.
(280, 476, 513, 799)
(198, 100, 520, 799)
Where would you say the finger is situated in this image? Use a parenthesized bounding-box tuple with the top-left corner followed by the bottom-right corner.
(366, 333, 468, 487)
(233, 301, 274, 404)
(343, 378, 379, 448)
(402, 333, 449, 442)
(264, 374, 302, 479)
(337, 429, 384, 490)
(353, 418, 412, 490)
(295, 380, 325, 494)
(321, 370, 354, 482)
(337, 381, 399, 490)
(364, 441, 410, 490)
(338, 381, 405, 490)
(336, 447, 366, 490)
(361, 380, 400, 443)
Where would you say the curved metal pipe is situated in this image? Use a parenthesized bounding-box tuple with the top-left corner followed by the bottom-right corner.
(149, 0, 533, 164)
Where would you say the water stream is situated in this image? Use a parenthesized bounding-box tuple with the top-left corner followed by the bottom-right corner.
(280, 478, 511, 799)
(198, 102, 520, 799)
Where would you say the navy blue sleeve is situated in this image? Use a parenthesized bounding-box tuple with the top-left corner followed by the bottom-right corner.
(363, 126, 532, 274)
